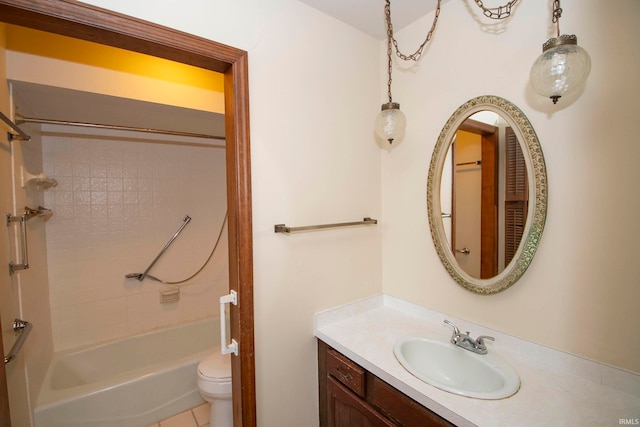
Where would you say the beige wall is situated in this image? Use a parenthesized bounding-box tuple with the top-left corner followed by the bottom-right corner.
(74, 1, 384, 425)
(382, 0, 640, 373)
(74, 0, 640, 425)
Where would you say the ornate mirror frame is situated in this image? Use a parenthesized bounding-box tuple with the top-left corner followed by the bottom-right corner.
(427, 95, 547, 294)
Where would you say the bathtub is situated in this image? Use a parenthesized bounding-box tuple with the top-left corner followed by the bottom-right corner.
(34, 317, 219, 427)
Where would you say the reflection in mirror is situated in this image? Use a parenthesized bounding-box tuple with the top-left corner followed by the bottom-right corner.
(428, 96, 546, 294)
(441, 112, 528, 279)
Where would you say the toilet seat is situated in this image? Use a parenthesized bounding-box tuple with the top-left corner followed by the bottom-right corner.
(198, 351, 231, 380)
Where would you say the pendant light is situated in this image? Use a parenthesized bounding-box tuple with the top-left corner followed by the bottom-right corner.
(374, 0, 441, 147)
(529, 0, 591, 104)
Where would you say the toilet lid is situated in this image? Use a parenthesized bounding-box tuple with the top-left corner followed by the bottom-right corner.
(198, 351, 231, 379)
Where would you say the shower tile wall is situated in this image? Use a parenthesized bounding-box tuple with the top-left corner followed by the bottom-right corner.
(42, 127, 228, 351)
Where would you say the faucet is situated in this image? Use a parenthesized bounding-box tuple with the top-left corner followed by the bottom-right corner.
(443, 320, 494, 355)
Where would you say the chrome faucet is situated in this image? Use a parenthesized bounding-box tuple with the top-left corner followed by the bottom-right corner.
(444, 320, 494, 355)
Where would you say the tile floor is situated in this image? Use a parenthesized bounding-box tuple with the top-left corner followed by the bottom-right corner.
(147, 402, 211, 427)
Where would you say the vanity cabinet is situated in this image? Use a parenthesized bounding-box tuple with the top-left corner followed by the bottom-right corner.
(318, 340, 455, 427)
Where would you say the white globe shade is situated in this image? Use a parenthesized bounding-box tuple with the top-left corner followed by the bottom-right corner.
(529, 35, 591, 104)
(375, 103, 406, 145)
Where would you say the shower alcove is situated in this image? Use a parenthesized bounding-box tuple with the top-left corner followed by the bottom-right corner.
(11, 79, 230, 351)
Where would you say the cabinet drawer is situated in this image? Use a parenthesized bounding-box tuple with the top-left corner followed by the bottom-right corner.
(326, 348, 365, 397)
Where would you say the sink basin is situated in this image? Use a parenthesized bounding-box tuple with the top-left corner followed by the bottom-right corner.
(393, 336, 520, 399)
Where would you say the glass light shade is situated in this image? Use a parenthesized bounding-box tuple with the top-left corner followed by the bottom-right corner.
(375, 102, 406, 145)
(529, 35, 591, 104)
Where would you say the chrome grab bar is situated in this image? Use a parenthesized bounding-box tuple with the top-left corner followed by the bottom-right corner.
(126, 215, 191, 281)
(6, 212, 29, 274)
(274, 217, 378, 234)
(4, 319, 33, 364)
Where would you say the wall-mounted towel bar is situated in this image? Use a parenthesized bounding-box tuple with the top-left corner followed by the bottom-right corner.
(456, 160, 482, 166)
(4, 319, 32, 364)
(0, 111, 31, 141)
(274, 217, 378, 234)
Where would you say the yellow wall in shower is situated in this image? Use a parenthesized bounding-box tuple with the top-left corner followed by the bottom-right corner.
(4, 25, 224, 113)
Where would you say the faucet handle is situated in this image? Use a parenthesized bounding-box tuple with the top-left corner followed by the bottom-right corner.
(443, 319, 460, 335)
(475, 335, 495, 350)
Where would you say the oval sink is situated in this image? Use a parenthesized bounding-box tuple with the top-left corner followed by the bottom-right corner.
(393, 336, 520, 399)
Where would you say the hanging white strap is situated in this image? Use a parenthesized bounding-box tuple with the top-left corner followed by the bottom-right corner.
(219, 290, 238, 356)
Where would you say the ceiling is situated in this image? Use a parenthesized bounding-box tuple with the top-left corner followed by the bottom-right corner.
(298, 0, 445, 40)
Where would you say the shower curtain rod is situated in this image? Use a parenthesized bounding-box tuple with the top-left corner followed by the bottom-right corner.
(0, 111, 31, 141)
(16, 116, 225, 141)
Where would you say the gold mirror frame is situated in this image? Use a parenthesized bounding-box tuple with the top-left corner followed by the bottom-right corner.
(427, 95, 547, 294)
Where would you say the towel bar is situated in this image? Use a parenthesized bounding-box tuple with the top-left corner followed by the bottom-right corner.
(274, 217, 378, 234)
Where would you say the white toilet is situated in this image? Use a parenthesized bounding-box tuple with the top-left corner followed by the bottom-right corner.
(197, 351, 232, 426)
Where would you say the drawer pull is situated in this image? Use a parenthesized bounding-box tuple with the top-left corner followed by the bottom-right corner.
(335, 367, 353, 381)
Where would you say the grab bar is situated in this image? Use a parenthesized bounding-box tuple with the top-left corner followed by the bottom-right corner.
(6, 212, 29, 274)
(0, 111, 31, 141)
(126, 215, 191, 281)
(219, 291, 238, 356)
(4, 319, 33, 364)
(274, 217, 378, 234)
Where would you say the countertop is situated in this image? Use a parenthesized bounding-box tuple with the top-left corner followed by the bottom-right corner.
(314, 294, 640, 427)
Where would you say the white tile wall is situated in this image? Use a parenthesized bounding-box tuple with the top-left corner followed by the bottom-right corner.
(42, 127, 228, 351)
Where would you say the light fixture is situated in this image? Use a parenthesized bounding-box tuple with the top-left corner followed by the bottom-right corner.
(374, 0, 441, 147)
(529, 0, 591, 104)
(375, 0, 520, 148)
(374, 0, 587, 147)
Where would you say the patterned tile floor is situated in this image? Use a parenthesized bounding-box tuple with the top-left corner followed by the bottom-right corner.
(146, 402, 211, 427)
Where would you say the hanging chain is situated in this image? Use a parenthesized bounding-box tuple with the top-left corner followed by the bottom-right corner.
(473, 0, 518, 19)
(385, 0, 442, 62)
(552, 0, 562, 36)
(386, 14, 393, 103)
(384, 0, 442, 103)
(383, 0, 520, 103)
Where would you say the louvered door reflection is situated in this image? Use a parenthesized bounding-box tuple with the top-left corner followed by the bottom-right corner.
(504, 127, 528, 265)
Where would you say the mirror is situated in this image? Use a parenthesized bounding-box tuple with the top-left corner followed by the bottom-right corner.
(427, 96, 547, 294)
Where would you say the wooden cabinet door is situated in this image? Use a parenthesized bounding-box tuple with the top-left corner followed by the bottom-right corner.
(328, 378, 396, 427)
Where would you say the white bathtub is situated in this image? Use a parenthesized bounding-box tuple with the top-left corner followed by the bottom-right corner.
(34, 317, 219, 427)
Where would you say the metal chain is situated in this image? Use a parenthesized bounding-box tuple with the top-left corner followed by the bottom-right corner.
(385, 0, 442, 62)
(386, 16, 393, 103)
(552, 0, 562, 36)
(473, 0, 518, 20)
(384, 0, 442, 102)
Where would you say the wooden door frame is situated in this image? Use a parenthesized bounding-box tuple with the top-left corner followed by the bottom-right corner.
(457, 118, 498, 279)
(0, 1, 256, 426)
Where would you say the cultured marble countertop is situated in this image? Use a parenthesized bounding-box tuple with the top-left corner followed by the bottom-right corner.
(314, 294, 640, 427)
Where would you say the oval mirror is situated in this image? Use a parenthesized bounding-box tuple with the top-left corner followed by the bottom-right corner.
(427, 95, 547, 294)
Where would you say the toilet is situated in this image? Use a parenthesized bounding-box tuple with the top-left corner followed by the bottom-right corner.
(197, 351, 232, 426)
